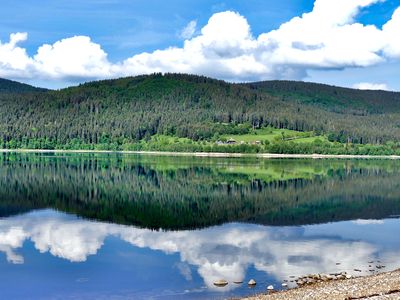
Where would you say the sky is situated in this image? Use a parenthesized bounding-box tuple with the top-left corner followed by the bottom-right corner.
(0, 0, 399, 90)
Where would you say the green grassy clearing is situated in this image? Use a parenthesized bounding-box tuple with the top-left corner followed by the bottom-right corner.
(220, 127, 327, 144)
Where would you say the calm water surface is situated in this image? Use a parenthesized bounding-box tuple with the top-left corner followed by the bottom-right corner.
(0, 153, 400, 299)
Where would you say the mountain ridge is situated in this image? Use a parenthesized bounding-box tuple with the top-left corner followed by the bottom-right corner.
(245, 80, 400, 114)
(1, 73, 400, 151)
(0, 78, 47, 93)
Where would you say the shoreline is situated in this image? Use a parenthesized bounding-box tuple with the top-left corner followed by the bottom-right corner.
(242, 269, 400, 300)
(1, 149, 400, 159)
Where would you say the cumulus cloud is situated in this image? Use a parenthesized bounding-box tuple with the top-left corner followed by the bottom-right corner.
(0, 32, 34, 79)
(34, 36, 112, 79)
(0, 34, 112, 80)
(179, 20, 197, 39)
(382, 8, 400, 58)
(0, 0, 399, 84)
(352, 82, 389, 90)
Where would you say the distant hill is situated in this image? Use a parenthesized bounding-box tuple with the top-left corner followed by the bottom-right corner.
(1, 73, 400, 150)
(245, 80, 400, 114)
(0, 78, 46, 93)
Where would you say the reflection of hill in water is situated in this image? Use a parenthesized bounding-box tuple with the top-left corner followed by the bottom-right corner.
(1, 153, 400, 230)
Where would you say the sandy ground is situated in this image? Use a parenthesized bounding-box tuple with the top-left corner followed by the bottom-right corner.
(242, 269, 400, 300)
(1, 149, 400, 159)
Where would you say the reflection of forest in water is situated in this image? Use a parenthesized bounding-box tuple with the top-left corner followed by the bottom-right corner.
(1, 153, 400, 229)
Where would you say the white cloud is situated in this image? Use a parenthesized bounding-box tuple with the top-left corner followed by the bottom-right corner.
(180, 20, 197, 39)
(0, 0, 400, 85)
(120, 11, 267, 81)
(353, 82, 389, 90)
(0, 34, 112, 80)
(34, 36, 112, 79)
(382, 8, 400, 58)
(0, 33, 34, 78)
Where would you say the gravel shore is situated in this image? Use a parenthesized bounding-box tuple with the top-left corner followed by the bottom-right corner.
(242, 269, 400, 300)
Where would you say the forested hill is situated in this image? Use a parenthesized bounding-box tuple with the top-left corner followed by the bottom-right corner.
(245, 80, 400, 114)
(1, 73, 400, 151)
(0, 78, 46, 93)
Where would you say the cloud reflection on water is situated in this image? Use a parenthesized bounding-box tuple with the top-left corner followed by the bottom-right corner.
(0, 210, 399, 291)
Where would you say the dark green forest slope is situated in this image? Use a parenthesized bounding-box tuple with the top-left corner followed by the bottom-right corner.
(1, 73, 400, 153)
(246, 80, 400, 114)
(0, 78, 46, 93)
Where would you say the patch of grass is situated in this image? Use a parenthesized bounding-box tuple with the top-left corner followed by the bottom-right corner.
(149, 134, 195, 145)
(292, 136, 330, 144)
(220, 127, 320, 144)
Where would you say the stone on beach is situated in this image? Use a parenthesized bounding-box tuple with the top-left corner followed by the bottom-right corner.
(248, 279, 257, 286)
(213, 279, 228, 287)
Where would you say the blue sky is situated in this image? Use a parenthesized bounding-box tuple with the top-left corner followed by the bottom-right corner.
(0, 0, 314, 60)
(0, 0, 399, 90)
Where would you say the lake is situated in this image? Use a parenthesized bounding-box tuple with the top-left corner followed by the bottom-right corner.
(0, 153, 400, 299)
